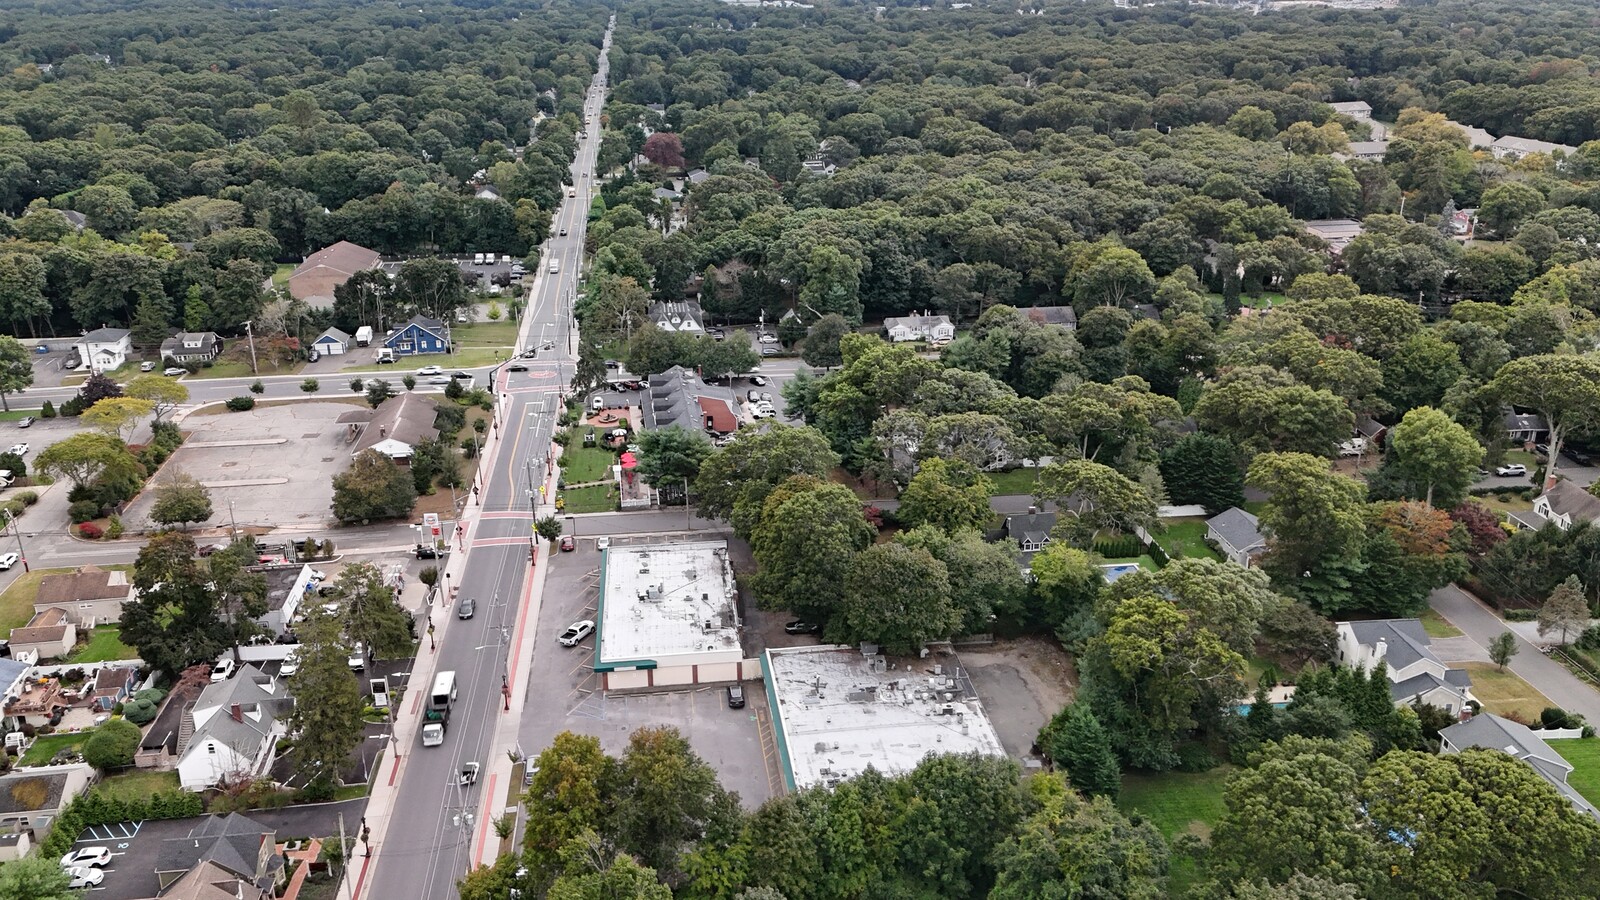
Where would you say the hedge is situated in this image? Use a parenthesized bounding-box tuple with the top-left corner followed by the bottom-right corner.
(40, 789, 203, 859)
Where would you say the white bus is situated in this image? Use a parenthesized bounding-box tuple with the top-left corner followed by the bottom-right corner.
(421, 671, 457, 747)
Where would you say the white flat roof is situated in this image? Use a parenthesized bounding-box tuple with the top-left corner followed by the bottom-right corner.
(764, 645, 1006, 791)
(597, 540, 741, 670)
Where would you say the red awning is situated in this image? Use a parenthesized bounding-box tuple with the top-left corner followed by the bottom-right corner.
(620, 452, 637, 469)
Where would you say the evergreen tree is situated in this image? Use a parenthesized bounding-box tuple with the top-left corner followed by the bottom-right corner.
(1039, 703, 1123, 799)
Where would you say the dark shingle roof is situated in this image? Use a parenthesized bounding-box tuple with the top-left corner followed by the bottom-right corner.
(0, 771, 67, 814)
(156, 813, 276, 882)
(1206, 507, 1265, 552)
(1343, 619, 1436, 672)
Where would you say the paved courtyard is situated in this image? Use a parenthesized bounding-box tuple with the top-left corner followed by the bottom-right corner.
(123, 402, 363, 532)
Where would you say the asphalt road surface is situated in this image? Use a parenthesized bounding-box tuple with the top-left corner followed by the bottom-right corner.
(362, 26, 611, 900)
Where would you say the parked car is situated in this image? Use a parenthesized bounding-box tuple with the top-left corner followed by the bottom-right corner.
(558, 620, 595, 647)
(749, 375, 768, 386)
(785, 620, 822, 635)
(760, 392, 772, 402)
(596, 536, 611, 551)
(748, 390, 761, 403)
(1495, 463, 1528, 477)
(164, 367, 186, 376)
(760, 346, 779, 356)
(560, 535, 575, 552)
(415, 544, 440, 559)
(196, 544, 223, 558)
(15, 416, 33, 428)
(0, 552, 18, 571)
(139, 361, 156, 372)
(604, 359, 620, 369)
(347, 649, 364, 671)
(279, 651, 300, 678)
(210, 657, 236, 682)
(1562, 446, 1595, 467)
(63, 358, 81, 370)
(758, 332, 779, 344)
(60, 847, 112, 868)
(8, 443, 28, 456)
(458, 596, 477, 619)
(65, 867, 104, 889)
(726, 684, 745, 709)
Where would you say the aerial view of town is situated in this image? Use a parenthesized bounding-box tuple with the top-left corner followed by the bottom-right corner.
(1, 0, 1599, 897)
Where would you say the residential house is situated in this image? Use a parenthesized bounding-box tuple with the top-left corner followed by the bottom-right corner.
(1504, 409, 1549, 444)
(160, 331, 223, 364)
(1355, 415, 1389, 448)
(1328, 100, 1373, 120)
(34, 565, 136, 627)
(641, 366, 740, 437)
(883, 314, 955, 344)
(1003, 510, 1058, 554)
(1340, 140, 1389, 161)
(339, 393, 440, 463)
(176, 665, 291, 792)
(2, 670, 78, 727)
(156, 860, 274, 900)
(474, 186, 502, 201)
(382, 315, 451, 356)
(1441, 713, 1600, 819)
(1491, 135, 1577, 161)
(75, 327, 132, 373)
(155, 813, 284, 896)
(8, 608, 76, 661)
(288, 241, 381, 309)
(1023, 306, 1077, 330)
(1509, 479, 1600, 533)
(1335, 619, 1474, 716)
(0, 832, 29, 863)
(1444, 118, 1495, 150)
(686, 168, 711, 185)
(246, 565, 312, 637)
(135, 678, 205, 771)
(1205, 507, 1267, 569)
(87, 665, 138, 712)
(0, 763, 95, 840)
(311, 326, 351, 356)
(1303, 219, 1365, 255)
(653, 187, 683, 203)
(56, 210, 88, 231)
(647, 299, 705, 334)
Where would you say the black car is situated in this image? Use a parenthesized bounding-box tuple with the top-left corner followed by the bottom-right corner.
(415, 544, 440, 559)
(604, 359, 620, 369)
(1564, 446, 1595, 467)
(784, 620, 821, 635)
(507, 363, 529, 372)
(458, 596, 476, 619)
(726, 684, 745, 709)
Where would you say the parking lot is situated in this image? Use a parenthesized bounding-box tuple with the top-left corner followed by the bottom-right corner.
(123, 402, 358, 531)
(516, 532, 777, 807)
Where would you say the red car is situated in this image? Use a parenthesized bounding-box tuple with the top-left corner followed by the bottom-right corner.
(559, 536, 575, 552)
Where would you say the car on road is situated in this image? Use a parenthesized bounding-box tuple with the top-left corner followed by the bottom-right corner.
(164, 367, 186, 376)
(760, 346, 779, 356)
(604, 359, 620, 369)
(8, 444, 27, 456)
(542, 342, 554, 351)
(60, 847, 112, 868)
(558, 620, 595, 647)
(140, 361, 157, 372)
(522, 349, 538, 358)
(749, 375, 768, 386)
(559, 535, 575, 552)
(426, 375, 451, 385)
(415, 544, 439, 559)
(1495, 463, 1528, 477)
(726, 683, 745, 709)
(15, 416, 33, 428)
(714, 434, 736, 447)
(785, 620, 822, 635)
(508, 364, 529, 372)
(196, 543, 223, 558)
(417, 365, 443, 376)
(558, 227, 568, 236)
(0, 552, 18, 571)
(65, 867, 105, 889)
(458, 596, 476, 619)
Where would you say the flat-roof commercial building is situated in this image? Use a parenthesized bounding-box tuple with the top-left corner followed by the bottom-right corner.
(763, 644, 1006, 791)
(595, 540, 751, 690)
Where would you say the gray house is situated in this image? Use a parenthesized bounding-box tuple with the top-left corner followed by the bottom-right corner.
(1205, 507, 1266, 569)
(1441, 713, 1600, 819)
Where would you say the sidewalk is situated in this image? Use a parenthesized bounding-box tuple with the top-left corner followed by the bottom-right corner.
(1431, 584, 1600, 722)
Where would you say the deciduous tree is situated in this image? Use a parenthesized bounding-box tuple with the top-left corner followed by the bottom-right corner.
(838, 542, 959, 653)
(150, 470, 213, 528)
(1247, 452, 1368, 586)
(1490, 355, 1600, 486)
(1388, 406, 1483, 507)
(125, 373, 188, 423)
(0, 856, 78, 900)
(897, 458, 992, 534)
(989, 776, 1164, 899)
(0, 336, 33, 412)
(1489, 631, 1518, 670)
(81, 396, 156, 441)
(1539, 576, 1589, 645)
(1035, 459, 1157, 544)
(694, 426, 839, 538)
(331, 449, 418, 523)
(751, 476, 874, 621)
(331, 562, 414, 660)
(634, 426, 712, 487)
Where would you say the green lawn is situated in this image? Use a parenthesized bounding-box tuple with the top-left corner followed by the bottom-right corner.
(1152, 519, 1221, 561)
(0, 564, 133, 632)
(183, 359, 289, 380)
(1119, 766, 1234, 894)
(451, 320, 520, 349)
(561, 437, 617, 484)
(1419, 608, 1463, 638)
(271, 263, 295, 289)
(560, 483, 616, 514)
(20, 732, 88, 766)
(1550, 740, 1600, 808)
(1458, 662, 1553, 721)
(68, 626, 136, 663)
(0, 409, 43, 421)
(94, 769, 179, 801)
(984, 468, 1040, 496)
(346, 347, 509, 372)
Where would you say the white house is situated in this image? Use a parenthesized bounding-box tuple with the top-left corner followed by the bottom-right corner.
(1205, 507, 1267, 569)
(883, 313, 955, 344)
(1441, 713, 1600, 820)
(1335, 619, 1474, 716)
(1328, 100, 1373, 120)
(177, 665, 290, 792)
(76, 327, 131, 373)
(159, 331, 222, 364)
(1491, 135, 1577, 161)
(339, 392, 440, 463)
(1509, 479, 1600, 533)
(647, 300, 705, 333)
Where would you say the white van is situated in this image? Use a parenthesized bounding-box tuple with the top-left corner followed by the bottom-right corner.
(549, 260, 560, 274)
(473, 253, 485, 265)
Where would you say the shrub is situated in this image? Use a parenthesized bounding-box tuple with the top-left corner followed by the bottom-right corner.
(249, 379, 265, 394)
(69, 500, 101, 523)
(1541, 707, 1586, 730)
(106, 515, 124, 539)
(83, 719, 141, 770)
(3, 499, 25, 519)
(1578, 625, 1600, 650)
(225, 396, 256, 412)
(123, 695, 161, 725)
(15, 490, 38, 505)
(301, 378, 320, 393)
(1504, 609, 1539, 622)
(444, 378, 464, 400)
(40, 400, 55, 418)
(59, 395, 84, 417)
(320, 539, 333, 556)
(350, 378, 364, 393)
(78, 522, 104, 539)
(0, 452, 26, 478)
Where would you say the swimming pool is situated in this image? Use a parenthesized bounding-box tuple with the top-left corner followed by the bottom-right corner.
(1232, 702, 1291, 716)
(1099, 563, 1143, 584)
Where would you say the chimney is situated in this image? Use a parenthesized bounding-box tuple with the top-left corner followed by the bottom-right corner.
(1372, 638, 1387, 663)
(1027, 505, 1037, 515)
(230, 703, 242, 723)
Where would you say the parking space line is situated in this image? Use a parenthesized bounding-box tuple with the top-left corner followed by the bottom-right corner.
(755, 705, 784, 799)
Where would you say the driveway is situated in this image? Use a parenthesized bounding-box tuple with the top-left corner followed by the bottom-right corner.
(1431, 584, 1600, 721)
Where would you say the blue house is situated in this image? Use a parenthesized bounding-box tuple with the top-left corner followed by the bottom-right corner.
(383, 316, 451, 356)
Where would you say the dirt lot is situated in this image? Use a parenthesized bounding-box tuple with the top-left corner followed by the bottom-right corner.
(957, 636, 1077, 757)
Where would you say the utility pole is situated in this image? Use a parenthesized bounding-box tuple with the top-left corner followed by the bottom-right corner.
(5, 510, 27, 573)
(338, 812, 350, 895)
(242, 320, 259, 375)
(683, 476, 691, 530)
(228, 499, 237, 541)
